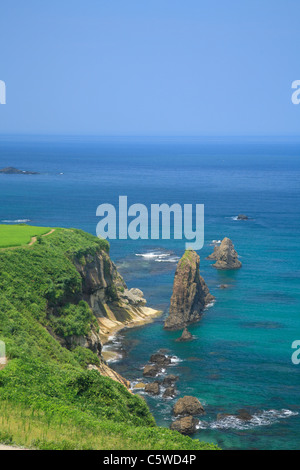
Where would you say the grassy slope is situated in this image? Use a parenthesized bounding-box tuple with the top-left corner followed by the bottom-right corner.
(0, 224, 52, 248)
(0, 226, 219, 450)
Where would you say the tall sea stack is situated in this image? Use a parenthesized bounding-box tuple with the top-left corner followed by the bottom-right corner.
(207, 237, 242, 270)
(164, 250, 214, 330)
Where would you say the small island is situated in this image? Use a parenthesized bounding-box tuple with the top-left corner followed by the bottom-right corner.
(0, 167, 40, 175)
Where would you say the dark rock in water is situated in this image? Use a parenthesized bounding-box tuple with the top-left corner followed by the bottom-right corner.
(236, 409, 252, 421)
(162, 375, 179, 387)
(145, 381, 161, 395)
(173, 396, 205, 417)
(164, 250, 214, 330)
(163, 386, 176, 398)
(143, 364, 161, 377)
(0, 167, 40, 175)
(150, 352, 171, 366)
(219, 284, 229, 289)
(217, 413, 232, 421)
(217, 409, 252, 422)
(176, 327, 193, 342)
(237, 214, 249, 220)
(170, 416, 199, 435)
(207, 237, 242, 270)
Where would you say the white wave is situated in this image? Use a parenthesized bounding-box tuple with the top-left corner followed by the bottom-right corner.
(155, 256, 180, 263)
(197, 409, 299, 431)
(170, 355, 183, 364)
(2, 219, 31, 223)
(136, 250, 179, 263)
(205, 300, 216, 310)
(212, 240, 222, 244)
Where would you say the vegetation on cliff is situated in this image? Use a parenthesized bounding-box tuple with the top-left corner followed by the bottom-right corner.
(0, 226, 218, 450)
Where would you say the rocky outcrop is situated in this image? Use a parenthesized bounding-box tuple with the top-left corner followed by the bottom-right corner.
(217, 409, 252, 422)
(173, 396, 205, 417)
(143, 364, 161, 377)
(87, 363, 130, 389)
(150, 352, 171, 367)
(74, 249, 160, 346)
(207, 237, 242, 270)
(237, 214, 249, 220)
(164, 250, 214, 330)
(145, 381, 161, 395)
(175, 327, 193, 342)
(163, 387, 176, 398)
(0, 166, 40, 175)
(162, 375, 179, 387)
(170, 416, 199, 435)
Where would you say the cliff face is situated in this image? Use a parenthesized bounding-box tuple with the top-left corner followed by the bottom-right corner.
(207, 237, 242, 270)
(74, 250, 160, 345)
(164, 250, 214, 330)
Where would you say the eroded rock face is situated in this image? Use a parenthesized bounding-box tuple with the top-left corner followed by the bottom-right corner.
(170, 416, 199, 435)
(164, 250, 214, 330)
(207, 237, 242, 270)
(173, 396, 205, 417)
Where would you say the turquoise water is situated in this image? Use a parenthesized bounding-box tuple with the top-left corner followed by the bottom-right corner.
(0, 135, 299, 450)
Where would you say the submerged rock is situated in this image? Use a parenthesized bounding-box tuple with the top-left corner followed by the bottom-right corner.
(145, 381, 161, 395)
(175, 327, 193, 342)
(207, 237, 242, 270)
(173, 396, 205, 417)
(164, 250, 214, 330)
(170, 416, 199, 435)
(237, 214, 249, 220)
(217, 409, 252, 422)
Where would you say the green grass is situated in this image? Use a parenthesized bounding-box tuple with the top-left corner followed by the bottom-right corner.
(0, 226, 219, 450)
(0, 224, 52, 248)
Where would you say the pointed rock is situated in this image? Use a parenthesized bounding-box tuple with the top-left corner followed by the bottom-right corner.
(176, 327, 193, 342)
(207, 237, 242, 270)
(164, 250, 214, 330)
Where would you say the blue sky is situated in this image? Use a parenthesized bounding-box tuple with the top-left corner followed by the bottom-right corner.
(0, 0, 300, 135)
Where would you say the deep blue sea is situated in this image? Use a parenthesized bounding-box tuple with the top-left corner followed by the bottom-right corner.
(0, 135, 299, 450)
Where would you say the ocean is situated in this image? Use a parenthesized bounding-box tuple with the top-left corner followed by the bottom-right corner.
(0, 135, 299, 450)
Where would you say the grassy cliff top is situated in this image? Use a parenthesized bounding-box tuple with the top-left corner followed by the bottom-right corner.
(0, 226, 219, 450)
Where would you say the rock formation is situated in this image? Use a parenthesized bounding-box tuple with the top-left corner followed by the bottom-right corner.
(163, 387, 176, 398)
(143, 364, 161, 377)
(145, 381, 161, 395)
(237, 214, 249, 220)
(74, 249, 160, 345)
(175, 327, 193, 342)
(170, 416, 199, 435)
(0, 166, 40, 175)
(162, 375, 179, 387)
(164, 250, 214, 330)
(173, 396, 205, 417)
(150, 352, 171, 367)
(207, 237, 242, 270)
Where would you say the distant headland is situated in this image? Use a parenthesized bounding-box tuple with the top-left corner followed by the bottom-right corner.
(0, 167, 40, 175)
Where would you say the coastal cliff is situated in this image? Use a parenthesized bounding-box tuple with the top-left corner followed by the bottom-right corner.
(74, 249, 160, 346)
(164, 250, 214, 330)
